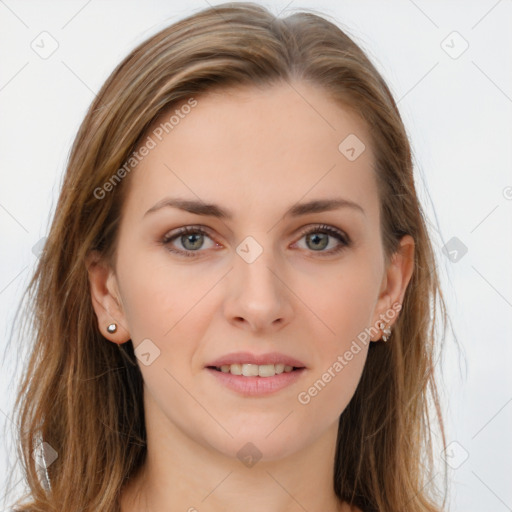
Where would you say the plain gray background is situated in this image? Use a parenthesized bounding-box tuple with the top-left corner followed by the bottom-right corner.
(1, 1, 511, 510)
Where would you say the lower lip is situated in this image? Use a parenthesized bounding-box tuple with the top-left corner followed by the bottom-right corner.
(205, 367, 306, 396)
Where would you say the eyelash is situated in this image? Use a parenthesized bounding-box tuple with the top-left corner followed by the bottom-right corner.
(161, 224, 351, 259)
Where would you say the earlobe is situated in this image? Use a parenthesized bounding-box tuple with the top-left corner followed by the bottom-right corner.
(85, 250, 130, 344)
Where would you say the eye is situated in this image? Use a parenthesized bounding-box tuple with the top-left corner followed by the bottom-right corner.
(161, 225, 219, 258)
(294, 224, 351, 256)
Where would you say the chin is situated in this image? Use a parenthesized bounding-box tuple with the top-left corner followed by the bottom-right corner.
(206, 421, 316, 464)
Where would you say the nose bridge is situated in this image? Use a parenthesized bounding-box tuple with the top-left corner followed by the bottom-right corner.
(235, 235, 281, 300)
(224, 233, 293, 329)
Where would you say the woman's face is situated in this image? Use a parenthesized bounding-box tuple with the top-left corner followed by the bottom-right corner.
(90, 81, 409, 462)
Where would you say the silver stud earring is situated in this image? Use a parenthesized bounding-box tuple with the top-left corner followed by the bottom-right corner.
(107, 323, 117, 334)
(378, 321, 392, 342)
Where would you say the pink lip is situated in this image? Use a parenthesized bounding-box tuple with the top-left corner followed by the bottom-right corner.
(205, 351, 307, 369)
(206, 367, 306, 396)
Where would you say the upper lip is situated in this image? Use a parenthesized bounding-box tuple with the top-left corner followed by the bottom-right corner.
(206, 351, 307, 368)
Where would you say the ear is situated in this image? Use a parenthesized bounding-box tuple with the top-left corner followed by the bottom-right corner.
(370, 234, 415, 341)
(85, 250, 131, 344)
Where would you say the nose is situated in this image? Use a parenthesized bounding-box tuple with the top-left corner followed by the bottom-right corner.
(222, 244, 294, 333)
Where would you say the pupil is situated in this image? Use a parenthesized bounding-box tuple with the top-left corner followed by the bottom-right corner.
(183, 233, 203, 250)
(307, 233, 328, 250)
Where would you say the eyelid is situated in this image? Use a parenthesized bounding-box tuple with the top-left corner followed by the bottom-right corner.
(161, 224, 218, 244)
(295, 223, 350, 244)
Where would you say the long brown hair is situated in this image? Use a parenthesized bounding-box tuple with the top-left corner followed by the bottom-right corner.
(6, 3, 449, 511)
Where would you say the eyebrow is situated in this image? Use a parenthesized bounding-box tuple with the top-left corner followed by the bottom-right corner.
(144, 196, 365, 219)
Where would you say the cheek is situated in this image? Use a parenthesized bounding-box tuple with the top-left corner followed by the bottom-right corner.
(115, 247, 225, 391)
(295, 257, 378, 407)
(302, 258, 380, 347)
(297, 281, 371, 416)
(297, 347, 368, 418)
(116, 246, 213, 341)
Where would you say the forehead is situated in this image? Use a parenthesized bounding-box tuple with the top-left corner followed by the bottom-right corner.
(123, 81, 379, 223)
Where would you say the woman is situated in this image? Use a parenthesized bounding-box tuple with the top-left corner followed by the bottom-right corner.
(8, 3, 448, 511)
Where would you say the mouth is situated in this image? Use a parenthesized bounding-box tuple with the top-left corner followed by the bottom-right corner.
(206, 363, 305, 377)
(205, 364, 307, 396)
(204, 352, 307, 395)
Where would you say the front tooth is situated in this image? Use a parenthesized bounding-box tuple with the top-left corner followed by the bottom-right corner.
(242, 364, 260, 377)
(258, 364, 276, 377)
(274, 363, 285, 374)
(284, 365, 293, 372)
(230, 364, 242, 375)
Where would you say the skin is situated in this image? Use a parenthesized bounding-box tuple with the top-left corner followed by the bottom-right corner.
(87, 80, 414, 512)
